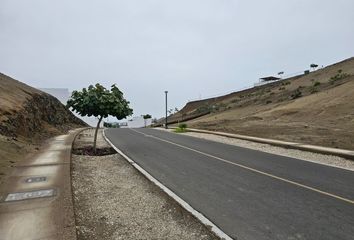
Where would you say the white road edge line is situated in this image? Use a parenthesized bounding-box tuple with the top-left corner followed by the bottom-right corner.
(102, 129, 233, 240)
(131, 128, 354, 205)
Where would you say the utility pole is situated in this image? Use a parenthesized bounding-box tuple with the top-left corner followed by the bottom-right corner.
(165, 91, 168, 129)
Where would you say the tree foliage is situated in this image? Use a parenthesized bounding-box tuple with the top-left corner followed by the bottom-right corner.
(67, 83, 133, 119)
(143, 114, 152, 119)
(67, 83, 132, 152)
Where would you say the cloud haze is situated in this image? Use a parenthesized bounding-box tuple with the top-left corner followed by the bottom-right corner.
(1, 0, 353, 119)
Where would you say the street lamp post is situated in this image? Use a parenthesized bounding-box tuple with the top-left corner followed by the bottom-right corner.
(164, 91, 168, 129)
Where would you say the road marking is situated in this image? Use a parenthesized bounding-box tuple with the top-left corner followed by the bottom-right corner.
(103, 129, 234, 240)
(130, 129, 354, 205)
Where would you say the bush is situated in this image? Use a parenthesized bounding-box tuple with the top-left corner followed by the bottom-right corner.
(314, 81, 321, 87)
(329, 70, 351, 84)
(290, 89, 302, 99)
(309, 86, 318, 94)
(174, 123, 187, 133)
(196, 104, 212, 114)
(178, 123, 187, 129)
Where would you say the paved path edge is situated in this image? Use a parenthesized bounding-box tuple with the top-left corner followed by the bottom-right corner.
(69, 127, 91, 240)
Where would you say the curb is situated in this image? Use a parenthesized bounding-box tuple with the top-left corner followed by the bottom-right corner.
(102, 129, 233, 240)
(69, 127, 91, 240)
(173, 127, 354, 160)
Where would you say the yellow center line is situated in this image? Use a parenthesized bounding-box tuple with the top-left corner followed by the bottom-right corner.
(130, 128, 354, 205)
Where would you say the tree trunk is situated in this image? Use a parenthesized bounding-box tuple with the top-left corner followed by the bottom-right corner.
(93, 116, 103, 154)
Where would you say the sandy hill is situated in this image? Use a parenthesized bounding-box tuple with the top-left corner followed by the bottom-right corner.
(165, 57, 354, 150)
(0, 73, 87, 182)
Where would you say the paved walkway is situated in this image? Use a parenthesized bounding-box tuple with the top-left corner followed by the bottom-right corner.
(0, 129, 82, 240)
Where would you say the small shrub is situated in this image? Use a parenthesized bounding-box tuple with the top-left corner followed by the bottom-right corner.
(266, 100, 272, 104)
(178, 123, 187, 129)
(174, 123, 187, 133)
(290, 89, 302, 99)
(309, 86, 318, 94)
(329, 70, 351, 84)
(196, 104, 212, 113)
(314, 81, 321, 87)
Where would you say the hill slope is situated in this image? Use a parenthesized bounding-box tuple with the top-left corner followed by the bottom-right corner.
(169, 57, 354, 150)
(0, 73, 87, 181)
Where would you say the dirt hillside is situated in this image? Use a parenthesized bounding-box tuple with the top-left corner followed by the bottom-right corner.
(0, 73, 87, 182)
(166, 57, 354, 150)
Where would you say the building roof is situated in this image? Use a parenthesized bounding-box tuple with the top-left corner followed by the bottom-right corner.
(260, 76, 281, 81)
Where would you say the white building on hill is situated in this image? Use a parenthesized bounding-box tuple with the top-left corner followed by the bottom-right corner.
(39, 88, 101, 127)
(119, 116, 152, 128)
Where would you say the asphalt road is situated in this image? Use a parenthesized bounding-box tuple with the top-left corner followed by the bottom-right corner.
(105, 128, 354, 240)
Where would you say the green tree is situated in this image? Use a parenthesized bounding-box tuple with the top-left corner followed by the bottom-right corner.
(143, 114, 152, 119)
(310, 63, 318, 71)
(143, 114, 152, 127)
(67, 83, 133, 152)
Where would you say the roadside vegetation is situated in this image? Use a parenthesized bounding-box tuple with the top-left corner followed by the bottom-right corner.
(174, 123, 188, 133)
(155, 57, 354, 149)
(67, 83, 133, 153)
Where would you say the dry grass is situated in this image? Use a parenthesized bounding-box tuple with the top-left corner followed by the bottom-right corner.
(171, 57, 354, 150)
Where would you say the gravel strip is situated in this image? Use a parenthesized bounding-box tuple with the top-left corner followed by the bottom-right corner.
(176, 130, 354, 171)
(71, 129, 219, 240)
(155, 127, 354, 171)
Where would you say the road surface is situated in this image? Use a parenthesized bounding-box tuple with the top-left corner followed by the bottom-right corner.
(105, 128, 354, 240)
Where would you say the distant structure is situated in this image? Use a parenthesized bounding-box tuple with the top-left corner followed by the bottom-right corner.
(39, 88, 70, 104)
(254, 76, 281, 87)
(119, 116, 152, 128)
(39, 88, 101, 127)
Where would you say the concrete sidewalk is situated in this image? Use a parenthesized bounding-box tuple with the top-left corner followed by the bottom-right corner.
(0, 129, 83, 240)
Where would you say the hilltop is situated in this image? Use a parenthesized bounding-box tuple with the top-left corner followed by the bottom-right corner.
(0, 73, 87, 182)
(166, 57, 354, 150)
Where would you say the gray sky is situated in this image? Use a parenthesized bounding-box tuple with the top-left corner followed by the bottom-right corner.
(1, 0, 354, 119)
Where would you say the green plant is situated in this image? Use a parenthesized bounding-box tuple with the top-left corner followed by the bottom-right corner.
(266, 100, 272, 104)
(178, 123, 187, 129)
(314, 81, 321, 87)
(290, 89, 302, 99)
(67, 83, 133, 152)
(142, 114, 152, 127)
(309, 86, 318, 94)
(196, 104, 212, 114)
(310, 63, 318, 71)
(329, 70, 350, 84)
(174, 123, 187, 133)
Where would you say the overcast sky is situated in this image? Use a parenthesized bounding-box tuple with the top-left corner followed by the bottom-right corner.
(1, 0, 354, 119)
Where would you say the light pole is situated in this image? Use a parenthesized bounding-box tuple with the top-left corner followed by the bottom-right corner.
(164, 91, 168, 129)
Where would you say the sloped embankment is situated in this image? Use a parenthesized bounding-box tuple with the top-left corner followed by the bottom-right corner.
(168, 57, 354, 150)
(0, 73, 87, 182)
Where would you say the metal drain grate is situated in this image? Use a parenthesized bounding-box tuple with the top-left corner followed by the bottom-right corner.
(25, 176, 47, 183)
(5, 189, 55, 202)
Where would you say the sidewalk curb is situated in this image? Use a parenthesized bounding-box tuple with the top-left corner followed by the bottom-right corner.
(69, 127, 91, 240)
(102, 129, 233, 240)
(174, 127, 354, 160)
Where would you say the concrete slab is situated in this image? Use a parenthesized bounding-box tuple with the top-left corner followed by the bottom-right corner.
(0, 129, 84, 240)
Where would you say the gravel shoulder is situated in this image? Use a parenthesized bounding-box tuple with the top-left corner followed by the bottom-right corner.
(156, 128, 354, 171)
(71, 129, 219, 240)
